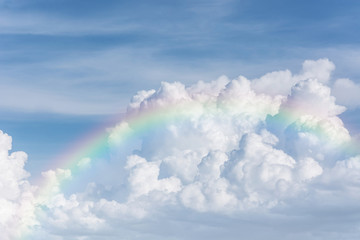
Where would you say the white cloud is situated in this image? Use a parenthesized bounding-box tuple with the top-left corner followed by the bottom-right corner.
(332, 78, 360, 109)
(3, 59, 360, 239)
(251, 58, 335, 96)
(0, 130, 36, 240)
(299, 58, 335, 84)
(125, 155, 182, 200)
(38, 193, 106, 234)
(285, 78, 346, 118)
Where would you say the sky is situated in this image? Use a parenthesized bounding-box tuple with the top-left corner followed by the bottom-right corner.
(1, 0, 360, 239)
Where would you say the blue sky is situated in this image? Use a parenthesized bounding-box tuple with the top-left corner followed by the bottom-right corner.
(1, 1, 360, 239)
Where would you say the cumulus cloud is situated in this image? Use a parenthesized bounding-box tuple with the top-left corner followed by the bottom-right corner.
(2, 59, 360, 239)
(251, 58, 335, 96)
(0, 130, 36, 240)
(332, 78, 360, 109)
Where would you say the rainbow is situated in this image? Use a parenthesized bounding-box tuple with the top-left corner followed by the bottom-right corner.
(19, 96, 360, 239)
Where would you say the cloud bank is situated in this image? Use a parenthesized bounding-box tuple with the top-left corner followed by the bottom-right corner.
(1, 59, 360, 239)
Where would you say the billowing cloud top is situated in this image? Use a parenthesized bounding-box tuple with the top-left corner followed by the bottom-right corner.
(1, 59, 360, 240)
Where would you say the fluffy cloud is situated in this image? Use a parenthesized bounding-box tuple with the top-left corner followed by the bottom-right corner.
(3, 59, 360, 239)
(0, 130, 36, 240)
(332, 78, 360, 109)
(251, 58, 335, 96)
